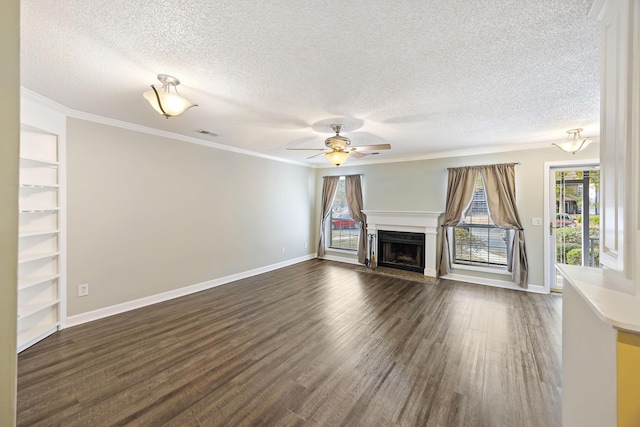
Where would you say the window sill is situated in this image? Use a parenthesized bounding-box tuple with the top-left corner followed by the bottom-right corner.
(326, 248, 357, 255)
(451, 262, 511, 276)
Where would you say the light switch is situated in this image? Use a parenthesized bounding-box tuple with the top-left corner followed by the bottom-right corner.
(531, 217, 543, 226)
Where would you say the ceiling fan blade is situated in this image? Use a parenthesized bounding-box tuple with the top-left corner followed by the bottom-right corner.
(350, 151, 366, 159)
(351, 144, 391, 151)
(287, 148, 326, 151)
(307, 152, 327, 159)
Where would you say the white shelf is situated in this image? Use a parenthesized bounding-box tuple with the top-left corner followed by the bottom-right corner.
(20, 183, 59, 189)
(18, 299, 59, 320)
(17, 323, 59, 353)
(18, 130, 63, 354)
(19, 155, 59, 167)
(18, 274, 59, 290)
(18, 252, 60, 264)
(19, 208, 60, 213)
(19, 230, 59, 238)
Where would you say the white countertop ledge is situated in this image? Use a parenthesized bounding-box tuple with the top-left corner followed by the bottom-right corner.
(557, 264, 640, 333)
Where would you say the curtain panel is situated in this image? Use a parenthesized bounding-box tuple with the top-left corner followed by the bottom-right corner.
(479, 164, 528, 287)
(317, 176, 340, 258)
(437, 167, 478, 277)
(345, 175, 367, 264)
(438, 163, 528, 288)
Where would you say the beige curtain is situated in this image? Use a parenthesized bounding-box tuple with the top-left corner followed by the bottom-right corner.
(479, 164, 528, 287)
(318, 176, 340, 258)
(437, 166, 478, 276)
(345, 175, 367, 264)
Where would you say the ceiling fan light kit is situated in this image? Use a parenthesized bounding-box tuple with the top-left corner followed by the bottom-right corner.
(287, 123, 392, 166)
(143, 74, 198, 118)
(553, 128, 592, 154)
(325, 150, 351, 166)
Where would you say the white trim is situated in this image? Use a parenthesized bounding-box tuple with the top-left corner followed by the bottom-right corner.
(22, 87, 601, 171)
(20, 94, 68, 331)
(451, 262, 512, 276)
(588, 0, 613, 21)
(325, 247, 358, 256)
(543, 158, 599, 294)
(319, 254, 361, 265)
(17, 325, 59, 353)
(65, 254, 316, 327)
(363, 210, 441, 278)
(447, 223, 515, 276)
(20, 88, 309, 168)
(424, 267, 437, 277)
(315, 137, 601, 169)
(441, 273, 546, 294)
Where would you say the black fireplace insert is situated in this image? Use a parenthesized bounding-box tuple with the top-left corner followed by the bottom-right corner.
(377, 230, 425, 273)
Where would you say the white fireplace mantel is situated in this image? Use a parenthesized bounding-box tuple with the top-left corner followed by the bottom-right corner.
(362, 210, 442, 278)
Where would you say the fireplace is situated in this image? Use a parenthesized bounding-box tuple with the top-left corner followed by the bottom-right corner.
(378, 230, 425, 273)
(362, 210, 441, 278)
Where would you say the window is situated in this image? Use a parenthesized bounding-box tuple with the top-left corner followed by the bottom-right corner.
(327, 177, 360, 251)
(451, 173, 512, 268)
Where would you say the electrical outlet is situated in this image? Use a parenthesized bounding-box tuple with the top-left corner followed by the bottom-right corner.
(531, 217, 543, 226)
(304, 242, 308, 249)
(281, 247, 285, 254)
(78, 284, 89, 297)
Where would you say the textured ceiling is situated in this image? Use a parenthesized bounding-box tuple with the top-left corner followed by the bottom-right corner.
(21, 0, 600, 165)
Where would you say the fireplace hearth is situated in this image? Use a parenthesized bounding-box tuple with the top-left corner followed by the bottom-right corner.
(378, 230, 425, 273)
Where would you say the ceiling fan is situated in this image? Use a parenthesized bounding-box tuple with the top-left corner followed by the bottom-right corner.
(287, 124, 391, 166)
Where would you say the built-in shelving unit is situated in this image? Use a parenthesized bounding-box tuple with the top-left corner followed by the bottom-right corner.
(561, 1, 640, 425)
(17, 131, 63, 353)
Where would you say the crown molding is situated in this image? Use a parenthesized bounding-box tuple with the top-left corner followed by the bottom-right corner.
(313, 137, 600, 169)
(20, 87, 310, 168)
(588, 0, 613, 21)
(21, 87, 599, 170)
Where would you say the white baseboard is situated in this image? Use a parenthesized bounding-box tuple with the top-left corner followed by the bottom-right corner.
(424, 267, 437, 278)
(441, 273, 547, 294)
(66, 254, 317, 328)
(319, 254, 361, 265)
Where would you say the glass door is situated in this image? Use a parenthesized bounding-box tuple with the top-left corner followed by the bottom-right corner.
(551, 167, 601, 292)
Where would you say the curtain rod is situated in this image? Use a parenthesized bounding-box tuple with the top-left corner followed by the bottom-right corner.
(444, 162, 521, 171)
(321, 174, 364, 178)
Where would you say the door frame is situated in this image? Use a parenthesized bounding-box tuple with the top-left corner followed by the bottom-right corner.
(543, 159, 599, 293)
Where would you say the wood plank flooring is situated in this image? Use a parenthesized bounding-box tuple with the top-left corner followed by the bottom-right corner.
(17, 260, 562, 426)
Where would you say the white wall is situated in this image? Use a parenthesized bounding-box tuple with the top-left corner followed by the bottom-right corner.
(315, 143, 600, 290)
(66, 118, 316, 316)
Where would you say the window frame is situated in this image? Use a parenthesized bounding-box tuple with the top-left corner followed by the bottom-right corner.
(325, 176, 360, 252)
(449, 224, 514, 271)
(449, 173, 513, 272)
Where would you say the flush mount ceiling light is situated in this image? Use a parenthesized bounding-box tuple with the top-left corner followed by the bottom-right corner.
(553, 128, 592, 154)
(143, 74, 198, 118)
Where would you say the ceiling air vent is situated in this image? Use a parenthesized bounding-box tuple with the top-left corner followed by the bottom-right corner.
(196, 129, 219, 137)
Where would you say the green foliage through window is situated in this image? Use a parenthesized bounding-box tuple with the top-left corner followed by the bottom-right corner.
(452, 173, 511, 268)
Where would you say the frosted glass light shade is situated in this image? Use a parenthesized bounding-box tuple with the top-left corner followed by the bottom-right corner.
(325, 150, 350, 166)
(552, 139, 592, 154)
(553, 128, 592, 154)
(143, 89, 196, 117)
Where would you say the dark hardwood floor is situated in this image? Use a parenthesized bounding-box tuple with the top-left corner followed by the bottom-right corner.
(17, 260, 562, 426)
